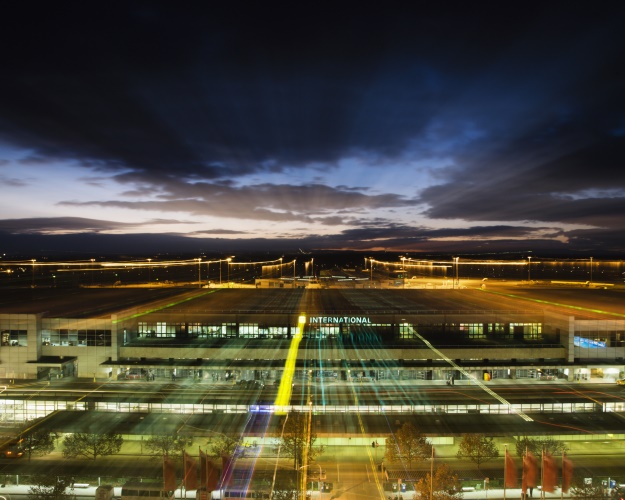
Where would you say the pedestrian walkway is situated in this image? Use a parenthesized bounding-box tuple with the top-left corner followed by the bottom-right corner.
(0, 482, 581, 500)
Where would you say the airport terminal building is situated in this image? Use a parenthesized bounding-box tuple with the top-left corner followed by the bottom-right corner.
(1, 283, 624, 385)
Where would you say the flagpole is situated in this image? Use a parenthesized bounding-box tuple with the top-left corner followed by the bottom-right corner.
(523, 446, 527, 500)
(560, 453, 564, 500)
(503, 445, 507, 500)
(541, 448, 544, 500)
(183, 451, 188, 499)
(200, 446, 205, 494)
(430, 445, 434, 500)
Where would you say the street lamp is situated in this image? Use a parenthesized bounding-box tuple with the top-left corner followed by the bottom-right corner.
(147, 258, 152, 284)
(298, 463, 324, 497)
(227, 257, 232, 287)
(454, 257, 459, 288)
(401, 257, 406, 288)
(197, 258, 202, 288)
(590, 256, 593, 284)
(527, 256, 532, 282)
(31, 259, 36, 287)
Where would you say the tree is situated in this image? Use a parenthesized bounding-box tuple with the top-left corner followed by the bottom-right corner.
(270, 476, 299, 500)
(28, 474, 71, 500)
(23, 429, 57, 459)
(456, 434, 499, 471)
(62, 432, 123, 460)
(145, 434, 191, 461)
(384, 421, 431, 468)
(206, 434, 241, 461)
(514, 436, 568, 458)
(415, 463, 463, 500)
(276, 410, 324, 470)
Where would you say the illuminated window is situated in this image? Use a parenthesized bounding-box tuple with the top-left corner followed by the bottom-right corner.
(460, 323, 484, 338)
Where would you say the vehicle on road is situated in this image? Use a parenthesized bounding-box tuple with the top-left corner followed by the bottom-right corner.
(121, 481, 173, 500)
(0, 437, 24, 458)
(210, 489, 270, 499)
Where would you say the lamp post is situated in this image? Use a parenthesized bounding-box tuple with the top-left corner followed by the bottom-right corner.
(147, 258, 152, 284)
(280, 257, 283, 278)
(527, 256, 532, 282)
(227, 257, 232, 287)
(590, 256, 593, 284)
(298, 463, 323, 497)
(197, 258, 202, 288)
(401, 257, 406, 288)
(31, 259, 36, 288)
(454, 257, 459, 288)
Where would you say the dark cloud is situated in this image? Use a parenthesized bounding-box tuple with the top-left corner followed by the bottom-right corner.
(1, 2, 625, 255)
(59, 182, 413, 223)
(0, 217, 184, 234)
(2, 2, 620, 172)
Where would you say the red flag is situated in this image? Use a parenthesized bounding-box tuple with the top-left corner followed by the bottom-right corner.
(522, 452, 538, 493)
(221, 454, 234, 488)
(542, 452, 557, 493)
(562, 454, 574, 493)
(505, 450, 518, 488)
(184, 452, 198, 490)
(199, 449, 208, 489)
(206, 460, 219, 491)
(163, 455, 177, 492)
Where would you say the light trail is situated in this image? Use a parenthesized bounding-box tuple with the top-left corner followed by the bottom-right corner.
(479, 288, 625, 319)
(273, 313, 305, 412)
(111, 289, 220, 324)
(408, 325, 534, 422)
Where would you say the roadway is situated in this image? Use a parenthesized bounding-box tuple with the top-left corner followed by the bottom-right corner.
(1, 443, 624, 499)
(4, 377, 625, 408)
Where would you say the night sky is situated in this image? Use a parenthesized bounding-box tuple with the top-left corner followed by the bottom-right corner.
(1, 2, 625, 257)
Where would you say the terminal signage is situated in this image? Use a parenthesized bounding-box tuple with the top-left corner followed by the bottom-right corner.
(309, 316, 372, 325)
